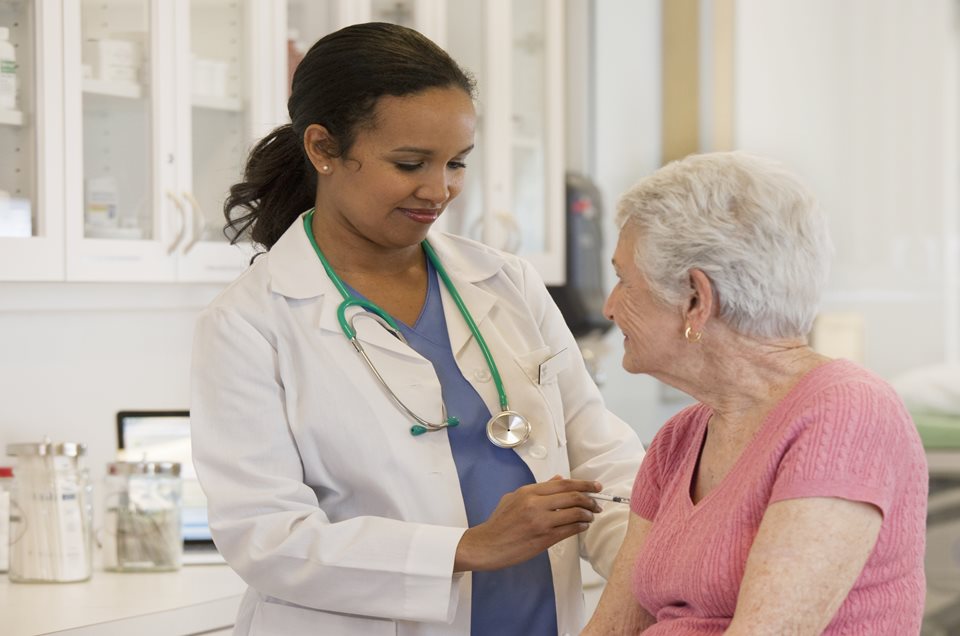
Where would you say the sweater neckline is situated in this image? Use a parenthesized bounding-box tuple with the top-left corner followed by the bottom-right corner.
(681, 358, 847, 512)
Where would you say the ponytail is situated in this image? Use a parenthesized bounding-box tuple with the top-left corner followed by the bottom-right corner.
(223, 124, 315, 250)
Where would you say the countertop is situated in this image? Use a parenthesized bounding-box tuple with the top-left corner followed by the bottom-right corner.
(0, 563, 246, 636)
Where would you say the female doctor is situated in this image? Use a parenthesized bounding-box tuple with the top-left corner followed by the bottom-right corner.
(190, 22, 643, 636)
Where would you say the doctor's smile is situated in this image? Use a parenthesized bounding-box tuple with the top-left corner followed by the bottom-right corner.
(399, 207, 443, 224)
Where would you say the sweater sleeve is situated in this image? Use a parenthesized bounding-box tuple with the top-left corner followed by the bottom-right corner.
(631, 438, 664, 521)
(769, 380, 912, 517)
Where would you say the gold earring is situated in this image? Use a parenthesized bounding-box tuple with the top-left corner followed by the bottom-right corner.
(684, 326, 702, 343)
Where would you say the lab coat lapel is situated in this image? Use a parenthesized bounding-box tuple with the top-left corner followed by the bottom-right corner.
(440, 280, 497, 359)
(427, 235, 502, 358)
(267, 212, 427, 359)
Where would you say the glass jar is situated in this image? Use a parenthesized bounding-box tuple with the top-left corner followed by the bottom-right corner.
(103, 461, 182, 572)
(6, 441, 94, 583)
(0, 466, 13, 573)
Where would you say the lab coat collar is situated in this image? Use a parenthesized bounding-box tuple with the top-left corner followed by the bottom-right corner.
(267, 212, 332, 300)
(426, 234, 503, 357)
(266, 213, 505, 356)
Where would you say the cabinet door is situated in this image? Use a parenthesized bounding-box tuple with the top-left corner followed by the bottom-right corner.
(173, 0, 280, 282)
(64, 0, 177, 281)
(0, 0, 65, 281)
(444, 0, 565, 285)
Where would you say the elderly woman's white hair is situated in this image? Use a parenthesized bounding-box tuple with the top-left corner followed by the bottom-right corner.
(615, 151, 833, 339)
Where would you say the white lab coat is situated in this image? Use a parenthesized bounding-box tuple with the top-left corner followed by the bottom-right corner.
(191, 214, 644, 635)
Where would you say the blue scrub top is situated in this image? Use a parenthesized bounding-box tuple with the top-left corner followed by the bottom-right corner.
(349, 258, 557, 634)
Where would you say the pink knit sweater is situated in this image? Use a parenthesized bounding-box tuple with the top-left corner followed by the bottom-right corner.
(630, 360, 928, 635)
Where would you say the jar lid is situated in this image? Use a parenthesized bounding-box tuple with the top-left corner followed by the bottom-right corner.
(0, 466, 12, 478)
(107, 461, 181, 477)
(7, 441, 87, 457)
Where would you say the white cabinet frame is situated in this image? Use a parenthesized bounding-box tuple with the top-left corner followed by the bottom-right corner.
(0, 0, 66, 281)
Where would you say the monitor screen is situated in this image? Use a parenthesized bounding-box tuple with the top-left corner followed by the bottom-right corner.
(116, 411, 211, 542)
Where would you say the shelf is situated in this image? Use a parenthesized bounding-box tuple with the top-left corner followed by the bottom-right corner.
(84, 226, 147, 240)
(83, 78, 144, 100)
(192, 94, 243, 112)
(0, 109, 24, 126)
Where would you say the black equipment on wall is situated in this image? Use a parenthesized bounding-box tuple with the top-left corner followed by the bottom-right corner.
(547, 172, 613, 339)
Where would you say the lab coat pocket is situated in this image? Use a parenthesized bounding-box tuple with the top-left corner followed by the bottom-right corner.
(513, 346, 570, 447)
(251, 600, 397, 635)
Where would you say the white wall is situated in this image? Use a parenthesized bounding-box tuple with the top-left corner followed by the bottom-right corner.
(0, 284, 219, 503)
(733, 0, 959, 377)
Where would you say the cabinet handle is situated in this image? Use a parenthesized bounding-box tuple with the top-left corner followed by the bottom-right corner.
(165, 191, 187, 255)
(180, 192, 206, 255)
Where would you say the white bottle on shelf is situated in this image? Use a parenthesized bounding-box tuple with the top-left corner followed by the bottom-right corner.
(0, 26, 16, 111)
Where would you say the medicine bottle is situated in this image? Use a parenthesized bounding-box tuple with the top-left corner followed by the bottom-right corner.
(0, 26, 16, 111)
(0, 466, 13, 572)
(103, 461, 182, 572)
(6, 441, 94, 583)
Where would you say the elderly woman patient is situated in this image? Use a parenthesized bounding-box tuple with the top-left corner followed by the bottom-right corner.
(583, 152, 927, 635)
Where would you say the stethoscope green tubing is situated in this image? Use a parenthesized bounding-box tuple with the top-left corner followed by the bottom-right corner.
(303, 209, 510, 413)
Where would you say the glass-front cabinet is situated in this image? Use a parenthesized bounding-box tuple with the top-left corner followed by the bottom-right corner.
(0, 0, 65, 281)
(285, 0, 566, 284)
(0, 0, 562, 284)
(443, 0, 564, 284)
(61, 0, 281, 282)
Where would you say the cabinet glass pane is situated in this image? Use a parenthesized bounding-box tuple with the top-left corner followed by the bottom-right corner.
(370, 0, 416, 27)
(0, 0, 35, 238)
(80, 0, 152, 240)
(190, 0, 245, 244)
(286, 1, 420, 94)
(444, 0, 486, 242)
(511, 0, 546, 254)
(287, 0, 336, 84)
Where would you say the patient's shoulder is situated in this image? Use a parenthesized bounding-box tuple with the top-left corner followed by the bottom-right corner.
(646, 403, 710, 470)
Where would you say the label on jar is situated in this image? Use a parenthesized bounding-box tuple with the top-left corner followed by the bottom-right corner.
(52, 456, 89, 581)
(0, 59, 15, 111)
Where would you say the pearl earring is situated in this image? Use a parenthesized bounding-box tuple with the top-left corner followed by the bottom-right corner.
(320, 165, 330, 173)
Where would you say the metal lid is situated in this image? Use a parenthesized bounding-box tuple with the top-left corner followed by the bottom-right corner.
(7, 441, 87, 457)
(107, 461, 181, 477)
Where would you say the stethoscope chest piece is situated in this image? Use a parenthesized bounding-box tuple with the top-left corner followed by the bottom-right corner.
(486, 411, 532, 449)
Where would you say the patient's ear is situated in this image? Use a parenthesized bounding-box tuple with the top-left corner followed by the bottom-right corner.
(685, 269, 714, 328)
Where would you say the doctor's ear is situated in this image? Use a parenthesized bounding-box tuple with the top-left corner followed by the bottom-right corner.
(303, 124, 339, 175)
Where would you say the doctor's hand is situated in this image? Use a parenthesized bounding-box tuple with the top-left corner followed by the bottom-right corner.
(453, 475, 602, 572)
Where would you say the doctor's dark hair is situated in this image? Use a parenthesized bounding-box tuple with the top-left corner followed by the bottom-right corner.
(223, 22, 476, 250)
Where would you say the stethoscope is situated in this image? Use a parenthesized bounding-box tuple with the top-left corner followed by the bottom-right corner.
(303, 210, 533, 449)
